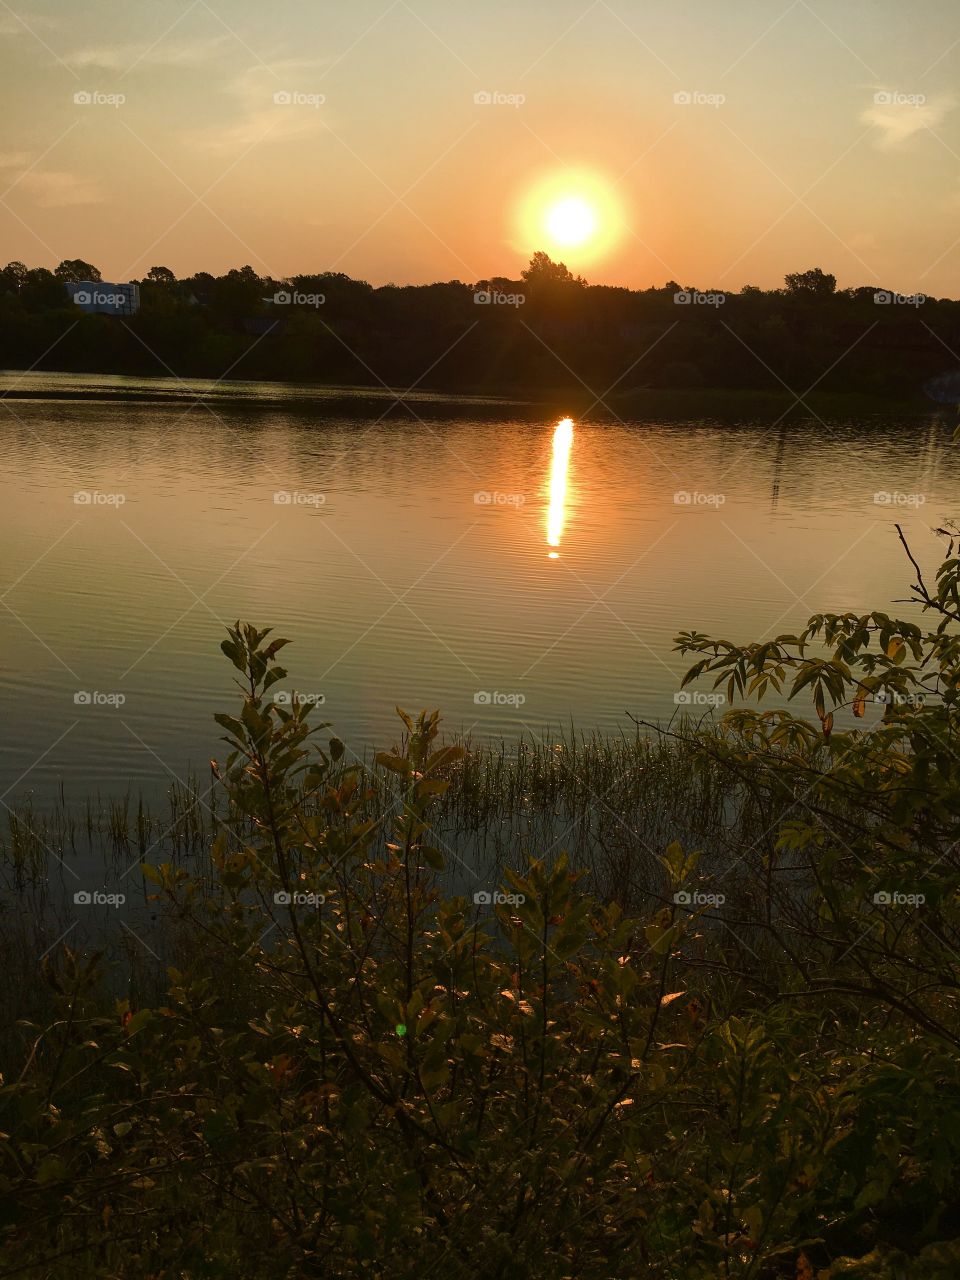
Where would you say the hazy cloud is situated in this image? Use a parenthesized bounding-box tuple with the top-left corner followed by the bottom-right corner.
(183, 60, 334, 153)
(66, 35, 234, 71)
(0, 155, 103, 207)
(862, 92, 955, 148)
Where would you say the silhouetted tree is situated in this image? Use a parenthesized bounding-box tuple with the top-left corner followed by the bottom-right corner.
(1, 260, 28, 292)
(784, 267, 836, 296)
(207, 266, 266, 324)
(521, 252, 585, 287)
(54, 259, 102, 283)
(146, 266, 177, 285)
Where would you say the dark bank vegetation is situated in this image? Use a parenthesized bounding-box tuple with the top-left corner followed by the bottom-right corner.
(3, 254, 960, 402)
(2, 519, 960, 1277)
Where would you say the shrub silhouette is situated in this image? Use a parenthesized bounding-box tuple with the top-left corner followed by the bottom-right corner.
(3, 545, 960, 1276)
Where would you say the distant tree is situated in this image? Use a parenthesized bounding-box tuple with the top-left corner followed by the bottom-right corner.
(294, 270, 373, 291)
(185, 271, 215, 293)
(230, 265, 263, 286)
(54, 258, 102, 283)
(784, 267, 836, 296)
(146, 266, 177, 285)
(23, 267, 67, 308)
(212, 266, 267, 323)
(292, 271, 374, 307)
(0, 260, 28, 292)
(521, 251, 585, 287)
(740, 284, 763, 296)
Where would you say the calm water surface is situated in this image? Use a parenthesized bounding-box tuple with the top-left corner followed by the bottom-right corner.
(1, 372, 956, 804)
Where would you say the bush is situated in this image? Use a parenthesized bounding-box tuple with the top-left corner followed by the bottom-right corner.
(2, 536, 960, 1277)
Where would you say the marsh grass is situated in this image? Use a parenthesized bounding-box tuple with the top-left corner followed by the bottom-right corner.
(1, 717, 745, 890)
(0, 715, 802, 1043)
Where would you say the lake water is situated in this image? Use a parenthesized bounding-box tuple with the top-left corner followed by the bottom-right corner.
(1, 371, 956, 807)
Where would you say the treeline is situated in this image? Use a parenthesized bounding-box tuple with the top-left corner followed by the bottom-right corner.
(2, 254, 959, 400)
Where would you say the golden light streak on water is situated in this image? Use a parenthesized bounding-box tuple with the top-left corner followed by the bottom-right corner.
(546, 416, 574, 557)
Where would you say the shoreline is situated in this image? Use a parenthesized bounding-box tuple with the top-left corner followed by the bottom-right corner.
(0, 375, 939, 419)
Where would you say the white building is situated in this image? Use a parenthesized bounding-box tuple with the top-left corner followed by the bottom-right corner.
(64, 280, 141, 316)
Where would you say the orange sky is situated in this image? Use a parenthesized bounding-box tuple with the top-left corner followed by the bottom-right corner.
(1, 0, 959, 293)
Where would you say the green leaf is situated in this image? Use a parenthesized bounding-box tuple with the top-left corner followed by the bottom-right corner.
(220, 639, 247, 672)
(422, 844, 445, 871)
(375, 753, 410, 775)
(214, 713, 245, 739)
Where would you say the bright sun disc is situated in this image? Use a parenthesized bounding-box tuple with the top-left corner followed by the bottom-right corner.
(545, 197, 596, 247)
(515, 169, 623, 265)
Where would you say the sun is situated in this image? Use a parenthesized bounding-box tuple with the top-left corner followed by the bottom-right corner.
(545, 197, 597, 249)
(515, 169, 623, 266)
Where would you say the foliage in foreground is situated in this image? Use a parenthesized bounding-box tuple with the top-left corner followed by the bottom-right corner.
(2, 525, 960, 1276)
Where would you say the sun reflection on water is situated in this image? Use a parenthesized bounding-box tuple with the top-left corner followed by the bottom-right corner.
(547, 416, 574, 557)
